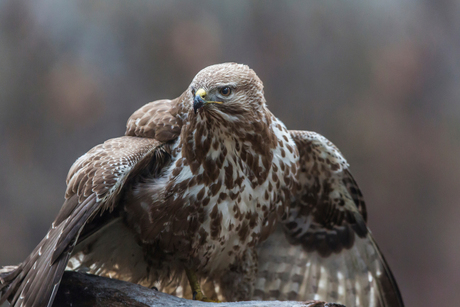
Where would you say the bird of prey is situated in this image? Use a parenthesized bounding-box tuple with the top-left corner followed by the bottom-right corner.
(0, 63, 404, 307)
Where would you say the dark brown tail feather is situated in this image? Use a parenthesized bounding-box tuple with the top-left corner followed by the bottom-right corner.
(0, 266, 20, 288)
(0, 194, 98, 307)
(0, 224, 73, 307)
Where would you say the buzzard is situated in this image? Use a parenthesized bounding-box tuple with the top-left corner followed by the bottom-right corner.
(0, 63, 404, 307)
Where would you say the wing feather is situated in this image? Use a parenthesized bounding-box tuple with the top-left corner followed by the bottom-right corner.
(125, 93, 188, 141)
(254, 130, 404, 307)
(0, 136, 165, 307)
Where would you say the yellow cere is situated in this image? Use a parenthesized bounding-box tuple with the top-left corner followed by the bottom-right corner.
(196, 88, 223, 104)
(196, 88, 206, 98)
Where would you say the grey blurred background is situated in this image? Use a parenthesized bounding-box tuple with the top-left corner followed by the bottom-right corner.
(0, 0, 459, 306)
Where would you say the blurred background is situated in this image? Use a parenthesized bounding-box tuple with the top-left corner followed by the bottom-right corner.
(0, 0, 459, 306)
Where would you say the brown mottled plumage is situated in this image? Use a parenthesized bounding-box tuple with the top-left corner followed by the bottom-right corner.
(0, 63, 403, 307)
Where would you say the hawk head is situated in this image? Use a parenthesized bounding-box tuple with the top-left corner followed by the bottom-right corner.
(190, 63, 265, 117)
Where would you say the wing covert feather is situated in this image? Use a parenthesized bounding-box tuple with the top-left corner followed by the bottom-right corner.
(125, 91, 189, 141)
(65, 136, 163, 206)
(284, 130, 368, 257)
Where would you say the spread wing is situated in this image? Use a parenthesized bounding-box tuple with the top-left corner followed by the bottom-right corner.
(254, 130, 404, 307)
(0, 96, 186, 307)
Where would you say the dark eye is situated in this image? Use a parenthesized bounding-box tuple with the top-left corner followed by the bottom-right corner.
(219, 87, 232, 97)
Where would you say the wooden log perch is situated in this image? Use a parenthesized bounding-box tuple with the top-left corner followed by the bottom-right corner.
(53, 271, 345, 307)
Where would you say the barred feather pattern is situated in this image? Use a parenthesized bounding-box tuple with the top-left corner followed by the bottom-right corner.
(254, 227, 403, 307)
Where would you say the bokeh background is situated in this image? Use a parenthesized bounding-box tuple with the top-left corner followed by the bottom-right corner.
(1, 1, 459, 306)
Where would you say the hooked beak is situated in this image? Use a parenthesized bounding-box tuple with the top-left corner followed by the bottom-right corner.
(193, 88, 223, 114)
(193, 90, 205, 114)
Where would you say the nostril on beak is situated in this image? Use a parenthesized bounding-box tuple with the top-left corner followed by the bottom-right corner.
(196, 89, 207, 100)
